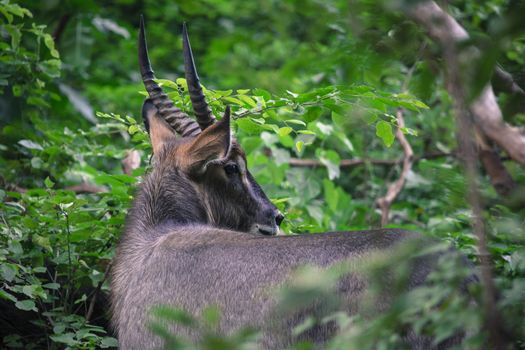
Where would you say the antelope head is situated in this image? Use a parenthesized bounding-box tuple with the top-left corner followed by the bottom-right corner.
(138, 16, 283, 235)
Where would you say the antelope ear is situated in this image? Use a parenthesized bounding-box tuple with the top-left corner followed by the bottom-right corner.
(142, 99, 176, 155)
(187, 106, 231, 175)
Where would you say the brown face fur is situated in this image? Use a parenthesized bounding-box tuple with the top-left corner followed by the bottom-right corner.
(143, 99, 283, 235)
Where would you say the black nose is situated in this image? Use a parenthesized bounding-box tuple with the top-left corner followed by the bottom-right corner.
(275, 212, 284, 226)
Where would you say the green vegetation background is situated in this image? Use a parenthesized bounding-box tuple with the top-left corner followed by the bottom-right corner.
(0, 0, 524, 348)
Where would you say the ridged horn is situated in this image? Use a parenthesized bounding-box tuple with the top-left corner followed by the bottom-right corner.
(182, 22, 216, 130)
(139, 15, 200, 137)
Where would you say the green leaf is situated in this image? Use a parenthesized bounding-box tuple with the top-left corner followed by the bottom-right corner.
(0, 290, 17, 302)
(202, 305, 221, 327)
(335, 131, 354, 152)
(50, 333, 78, 346)
(4, 3, 32, 18)
(236, 118, 261, 134)
(126, 115, 137, 124)
(53, 323, 66, 334)
(31, 157, 43, 169)
(292, 316, 316, 336)
(223, 96, 244, 105)
(43, 283, 60, 290)
(0, 7, 13, 23)
(250, 117, 265, 125)
(295, 141, 304, 153)
(44, 176, 55, 189)
(100, 337, 119, 348)
(297, 129, 316, 135)
(365, 113, 379, 124)
(33, 234, 52, 252)
(411, 99, 429, 109)
(151, 306, 195, 327)
(286, 90, 299, 98)
(318, 150, 341, 180)
(44, 34, 59, 58)
(15, 300, 37, 312)
(278, 127, 293, 137)
(306, 205, 324, 224)
(303, 106, 322, 122)
(5, 24, 21, 50)
(22, 285, 37, 298)
(238, 95, 258, 108)
(253, 88, 271, 100)
(331, 112, 345, 126)
(315, 121, 333, 136)
(400, 127, 418, 136)
(18, 139, 43, 150)
(375, 121, 395, 147)
(8, 241, 23, 255)
(278, 134, 294, 148)
(128, 125, 141, 135)
(286, 119, 307, 126)
(260, 124, 279, 133)
(38, 59, 61, 78)
(155, 79, 179, 90)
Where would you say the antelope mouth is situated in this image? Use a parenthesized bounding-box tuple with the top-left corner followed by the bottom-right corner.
(253, 224, 278, 236)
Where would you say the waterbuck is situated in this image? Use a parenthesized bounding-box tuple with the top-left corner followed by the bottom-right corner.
(111, 17, 469, 349)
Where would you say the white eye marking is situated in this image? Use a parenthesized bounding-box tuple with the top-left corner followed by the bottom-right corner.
(236, 156, 247, 174)
(237, 156, 254, 194)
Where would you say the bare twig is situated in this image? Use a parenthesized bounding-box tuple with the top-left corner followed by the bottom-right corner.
(62, 210, 73, 315)
(10, 184, 27, 193)
(406, 1, 525, 166)
(290, 158, 397, 167)
(375, 109, 414, 227)
(288, 151, 450, 168)
(4, 182, 107, 194)
(407, 2, 509, 347)
(52, 14, 71, 44)
(86, 262, 112, 323)
(65, 183, 107, 194)
(1, 148, 142, 195)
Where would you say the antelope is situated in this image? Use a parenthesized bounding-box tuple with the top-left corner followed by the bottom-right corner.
(111, 17, 470, 349)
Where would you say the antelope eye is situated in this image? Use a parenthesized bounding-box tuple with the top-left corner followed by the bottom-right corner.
(275, 213, 285, 226)
(224, 163, 239, 175)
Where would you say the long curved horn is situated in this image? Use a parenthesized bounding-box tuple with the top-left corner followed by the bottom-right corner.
(182, 23, 216, 130)
(139, 15, 200, 137)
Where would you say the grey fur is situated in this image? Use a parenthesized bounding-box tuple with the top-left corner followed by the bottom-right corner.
(111, 19, 468, 350)
(111, 129, 462, 349)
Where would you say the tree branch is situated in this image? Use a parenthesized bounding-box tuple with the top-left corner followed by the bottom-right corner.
(406, 2, 510, 347)
(288, 151, 451, 168)
(3, 182, 107, 194)
(375, 109, 414, 227)
(475, 131, 516, 197)
(493, 66, 525, 97)
(406, 1, 525, 166)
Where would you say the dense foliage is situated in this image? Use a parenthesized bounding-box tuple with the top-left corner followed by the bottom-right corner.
(1, 0, 524, 348)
